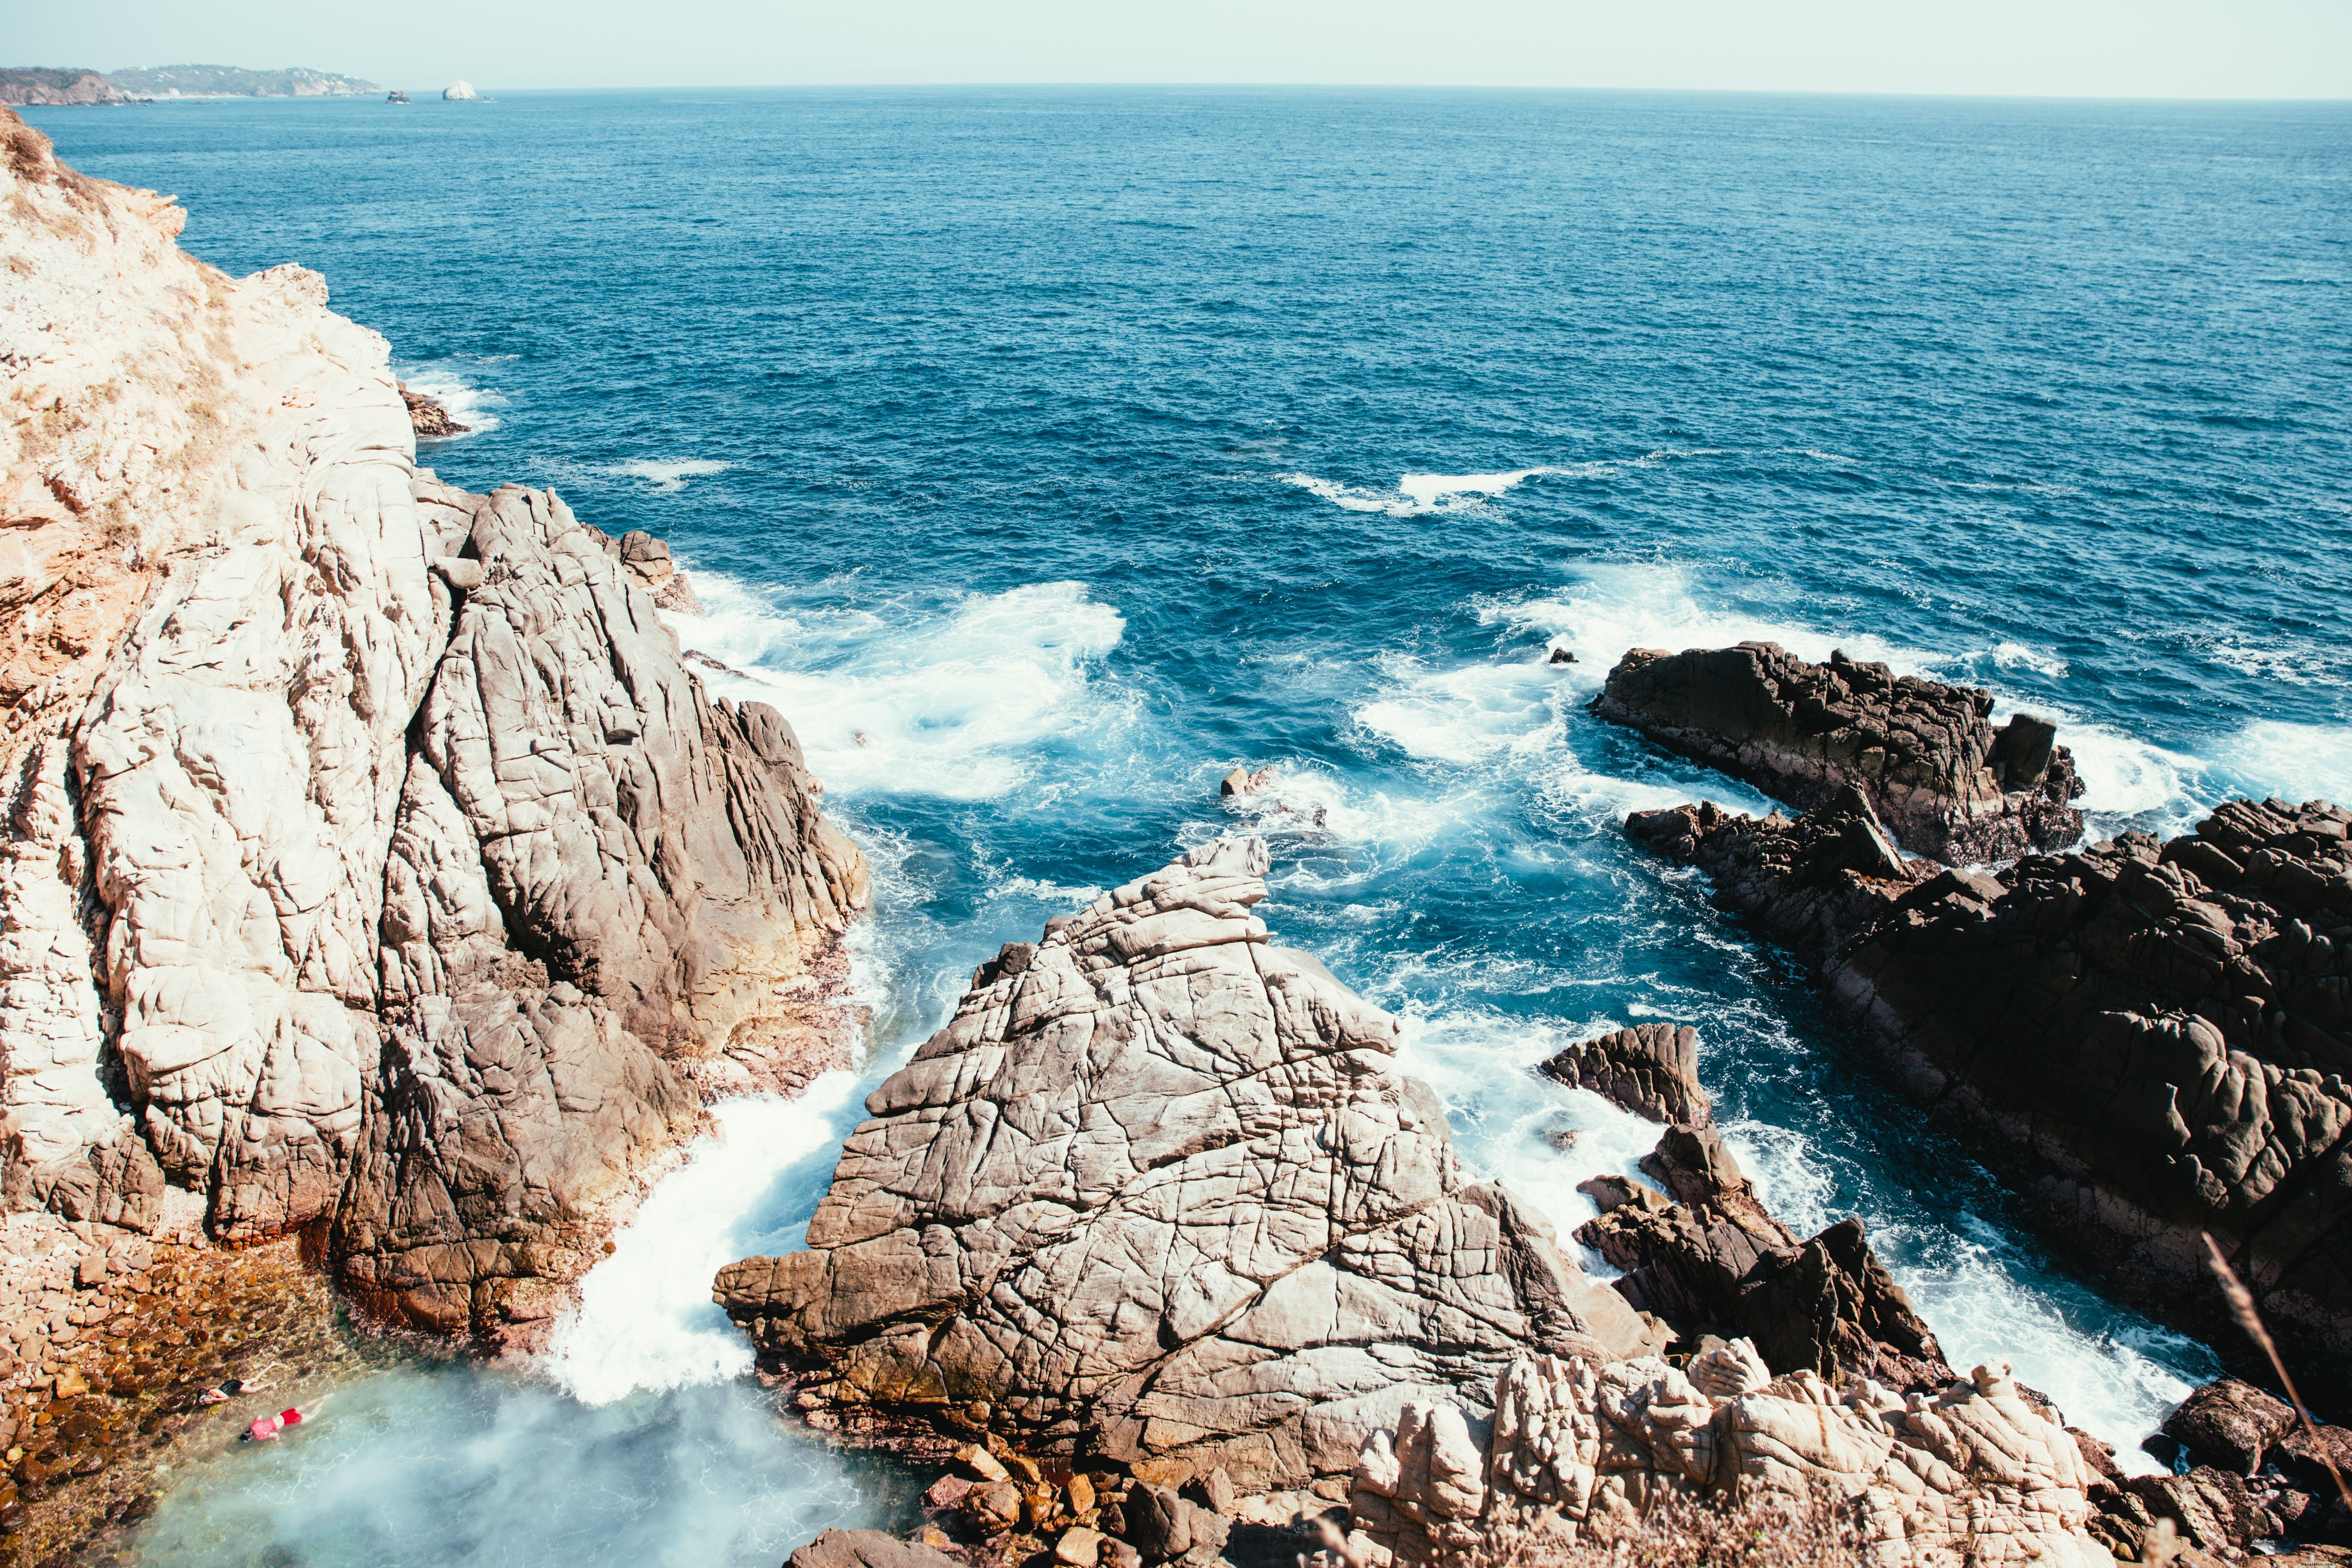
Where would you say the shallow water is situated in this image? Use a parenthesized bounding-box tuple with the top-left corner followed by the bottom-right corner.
(29, 86, 2352, 1559)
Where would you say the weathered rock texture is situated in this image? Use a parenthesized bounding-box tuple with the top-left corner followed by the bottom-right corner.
(1627, 790, 2352, 1411)
(1542, 1025, 1952, 1397)
(1593, 643, 2082, 864)
(716, 838, 1657, 1490)
(0, 112, 866, 1341)
(1351, 1351, 2116, 1567)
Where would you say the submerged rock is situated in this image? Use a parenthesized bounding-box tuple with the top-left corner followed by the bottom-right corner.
(716, 837, 1656, 1489)
(1592, 642, 2083, 863)
(1626, 788, 2352, 1410)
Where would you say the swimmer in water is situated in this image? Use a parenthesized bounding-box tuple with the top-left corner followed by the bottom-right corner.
(241, 1394, 329, 1443)
(196, 1370, 279, 1405)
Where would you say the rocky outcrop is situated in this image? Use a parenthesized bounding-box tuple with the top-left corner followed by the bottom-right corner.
(716, 838, 1657, 1490)
(1541, 1025, 1951, 1396)
(788, 1529, 962, 1568)
(1626, 788, 2352, 1411)
(0, 112, 866, 1344)
(2108, 1375, 2352, 1560)
(399, 383, 469, 438)
(443, 81, 481, 102)
(1350, 1351, 2113, 1567)
(1593, 643, 2082, 864)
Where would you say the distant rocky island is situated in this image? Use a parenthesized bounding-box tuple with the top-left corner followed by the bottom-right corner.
(0, 63, 377, 106)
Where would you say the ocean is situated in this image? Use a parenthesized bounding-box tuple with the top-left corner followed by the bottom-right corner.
(25, 86, 2352, 1566)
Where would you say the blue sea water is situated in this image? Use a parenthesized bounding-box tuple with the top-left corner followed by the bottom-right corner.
(26, 87, 2352, 1566)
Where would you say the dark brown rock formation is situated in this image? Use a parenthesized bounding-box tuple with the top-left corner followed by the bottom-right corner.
(2162, 1377, 2297, 1476)
(1537, 1023, 1709, 1124)
(1545, 1025, 1952, 1393)
(1625, 791, 2352, 1411)
(716, 838, 1656, 1490)
(1593, 643, 2083, 863)
(399, 382, 469, 437)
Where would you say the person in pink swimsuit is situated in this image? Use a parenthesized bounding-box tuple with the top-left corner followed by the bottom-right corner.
(243, 1395, 328, 1443)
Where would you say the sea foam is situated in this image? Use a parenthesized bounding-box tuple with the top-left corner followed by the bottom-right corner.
(543, 1077, 866, 1405)
(674, 574, 1132, 801)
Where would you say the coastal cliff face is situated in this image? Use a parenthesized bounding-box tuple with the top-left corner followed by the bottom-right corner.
(0, 109, 867, 1340)
(0, 72, 134, 109)
(1626, 786, 2352, 1411)
(1592, 643, 2083, 864)
(718, 838, 1658, 1490)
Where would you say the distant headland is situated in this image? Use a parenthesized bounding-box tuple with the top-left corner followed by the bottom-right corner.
(0, 63, 379, 106)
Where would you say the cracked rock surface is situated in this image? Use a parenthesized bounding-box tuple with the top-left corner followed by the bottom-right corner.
(1352, 1351, 2115, 1567)
(1627, 790, 2352, 1411)
(717, 838, 1656, 1490)
(1, 113, 866, 1346)
(1593, 642, 2082, 864)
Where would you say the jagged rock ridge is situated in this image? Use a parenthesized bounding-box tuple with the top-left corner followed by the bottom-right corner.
(1593, 642, 2083, 864)
(0, 110, 866, 1341)
(717, 837, 1657, 1490)
(1627, 787, 2352, 1411)
(1352, 1351, 2116, 1567)
(1541, 1025, 1953, 1396)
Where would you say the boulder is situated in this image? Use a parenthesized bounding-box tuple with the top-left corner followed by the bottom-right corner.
(399, 383, 470, 438)
(787, 1528, 961, 1568)
(1593, 642, 2082, 863)
(2161, 1377, 2296, 1476)
(1537, 1024, 1708, 1124)
(443, 80, 480, 101)
(716, 838, 1655, 1489)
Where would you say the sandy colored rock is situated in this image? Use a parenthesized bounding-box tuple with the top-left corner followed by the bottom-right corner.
(718, 838, 1654, 1488)
(1593, 642, 2082, 864)
(1353, 1352, 2112, 1567)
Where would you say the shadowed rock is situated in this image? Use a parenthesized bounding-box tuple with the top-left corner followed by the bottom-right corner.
(1593, 642, 2082, 864)
(716, 838, 1656, 1490)
(1625, 788, 2352, 1411)
(1544, 1021, 1950, 1394)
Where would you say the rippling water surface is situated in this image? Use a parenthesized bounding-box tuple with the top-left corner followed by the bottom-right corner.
(29, 87, 2352, 1565)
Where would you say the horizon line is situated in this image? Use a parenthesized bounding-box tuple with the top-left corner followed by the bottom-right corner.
(28, 79, 2352, 106)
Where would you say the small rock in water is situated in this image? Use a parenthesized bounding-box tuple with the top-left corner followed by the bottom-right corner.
(1548, 645, 1577, 663)
(399, 382, 470, 437)
(443, 80, 479, 101)
(1218, 763, 1279, 797)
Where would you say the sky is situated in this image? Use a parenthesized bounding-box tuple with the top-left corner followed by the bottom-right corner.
(9, 0, 2350, 99)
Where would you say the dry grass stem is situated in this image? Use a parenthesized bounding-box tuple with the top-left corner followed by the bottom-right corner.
(2201, 1230, 2352, 1509)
